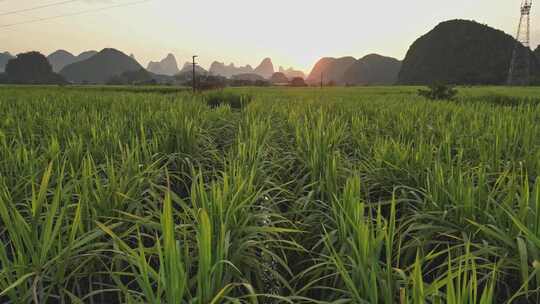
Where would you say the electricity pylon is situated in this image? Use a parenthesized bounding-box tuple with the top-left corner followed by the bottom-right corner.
(508, 0, 533, 86)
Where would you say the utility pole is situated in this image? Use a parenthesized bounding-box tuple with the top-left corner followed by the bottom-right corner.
(320, 72, 323, 88)
(192, 55, 198, 92)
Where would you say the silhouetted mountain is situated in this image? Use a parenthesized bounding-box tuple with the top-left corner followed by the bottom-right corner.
(77, 51, 98, 61)
(147, 54, 180, 76)
(48, 50, 99, 72)
(179, 62, 208, 75)
(209, 61, 254, 78)
(60, 48, 143, 83)
(270, 72, 289, 84)
(47, 50, 77, 72)
(279, 66, 305, 79)
(129, 54, 142, 65)
(398, 19, 540, 85)
(0, 52, 14, 72)
(174, 64, 210, 84)
(342, 54, 401, 85)
(306, 58, 334, 84)
(535, 46, 540, 64)
(2, 51, 65, 84)
(254, 58, 274, 79)
(147, 61, 162, 74)
(306, 56, 356, 85)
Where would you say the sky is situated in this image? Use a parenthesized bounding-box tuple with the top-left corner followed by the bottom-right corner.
(1, 0, 539, 73)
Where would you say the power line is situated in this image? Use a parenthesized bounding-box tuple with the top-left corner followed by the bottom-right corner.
(0, 0, 151, 29)
(0, 0, 84, 17)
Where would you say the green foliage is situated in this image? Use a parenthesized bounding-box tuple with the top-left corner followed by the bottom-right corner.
(106, 68, 157, 85)
(2, 52, 65, 84)
(289, 77, 308, 87)
(1, 85, 540, 303)
(418, 82, 458, 100)
(205, 91, 253, 109)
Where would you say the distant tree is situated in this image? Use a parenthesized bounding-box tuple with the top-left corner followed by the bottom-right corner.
(123, 69, 155, 85)
(205, 91, 253, 110)
(254, 80, 270, 87)
(5, 52, 65, 84)
(198, 75, 227, 90)
(106, 68, 156, 85)
(290, 77, 307, 87)
(229, 79, 251, 87)
(231, 73, 265, 82)
(270, 72, 289, 84)
(418, 82, 458, 100)
(106, 75, 125, 85)
(173, 72, 227, 90)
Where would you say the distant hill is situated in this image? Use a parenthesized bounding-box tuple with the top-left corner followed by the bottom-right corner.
(60, 48, 143, 83)
(270, 72, 289, 84)
(48, 50, 76, 72)
(48, 50, 98, 72)
(306, 58, 336, 84)
(0, 52, 14, 72)
(306, 56, 356, 85)
(147, 53, 180, 76)
(279, 66, 305, 79)
(77, 51, 98, 61)
(179, 62, 208, 75)
(209, 61, 254, 78)
(174, 63, 210, 84)
(290, 77, 307, 87)
(342, 54, 401, 85)
(398, 19, 540, 85)
(254, 58, 275, 79)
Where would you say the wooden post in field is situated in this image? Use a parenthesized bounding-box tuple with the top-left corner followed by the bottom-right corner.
(320, 72, 323, 88)
(192, 55, 198, 92)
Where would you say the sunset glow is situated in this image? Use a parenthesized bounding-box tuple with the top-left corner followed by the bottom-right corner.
(1, 0, 538, 72)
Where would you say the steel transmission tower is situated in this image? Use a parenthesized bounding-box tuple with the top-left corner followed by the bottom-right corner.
(508, 0, 533, 85)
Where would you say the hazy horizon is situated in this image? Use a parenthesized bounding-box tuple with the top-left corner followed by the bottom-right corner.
(1, 0, 539, 73)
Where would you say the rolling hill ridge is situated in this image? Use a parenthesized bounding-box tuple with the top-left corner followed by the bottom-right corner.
(47, 50, 98, 72)
(60, 48, 142, 83)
